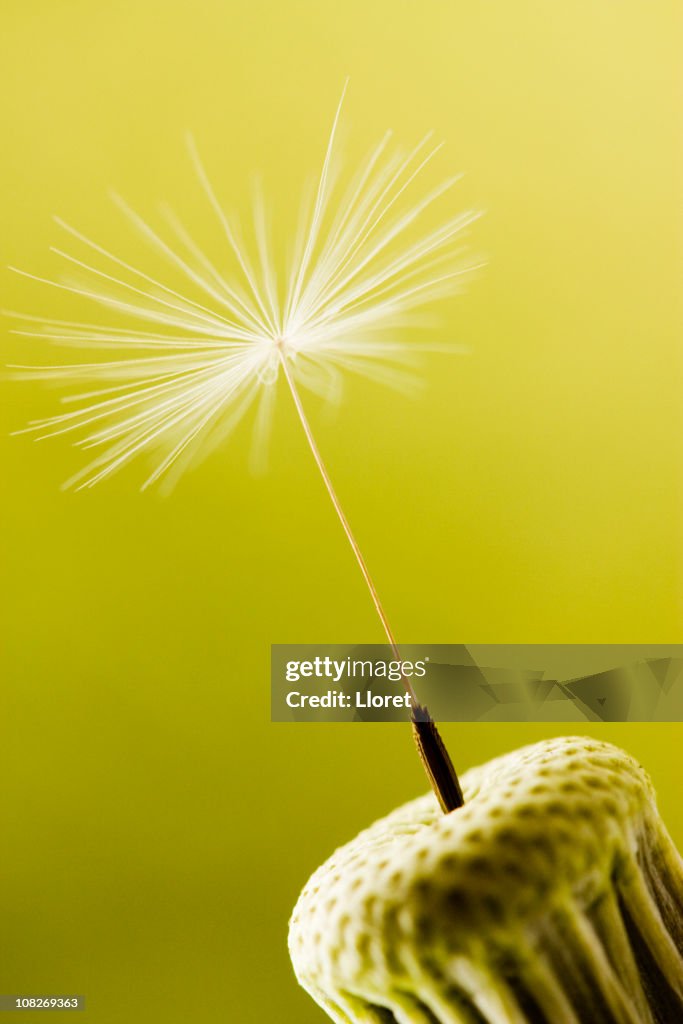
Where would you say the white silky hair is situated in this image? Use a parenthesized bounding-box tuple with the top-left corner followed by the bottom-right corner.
(8, 84, 481, 491)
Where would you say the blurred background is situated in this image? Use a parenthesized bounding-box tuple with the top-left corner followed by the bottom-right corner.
(1, 1, 681, 1021)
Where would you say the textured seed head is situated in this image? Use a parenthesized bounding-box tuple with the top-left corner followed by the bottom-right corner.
(289, 737, 683, 1024)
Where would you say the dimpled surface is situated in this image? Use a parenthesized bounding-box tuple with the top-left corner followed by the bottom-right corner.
(289, 737, 680, 1024)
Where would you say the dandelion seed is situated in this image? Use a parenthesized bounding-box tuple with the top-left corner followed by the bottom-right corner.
(8, 85, 481, 812)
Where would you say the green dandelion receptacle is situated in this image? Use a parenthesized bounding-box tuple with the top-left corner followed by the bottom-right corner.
(289, 737, 683, 1024)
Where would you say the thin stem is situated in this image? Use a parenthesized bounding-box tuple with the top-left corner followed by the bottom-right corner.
(278, 350, 415, 699)
(278, 346, 464, 813)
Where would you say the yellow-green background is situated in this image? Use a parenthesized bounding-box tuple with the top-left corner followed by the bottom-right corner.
(1, 2, 681, 1021)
